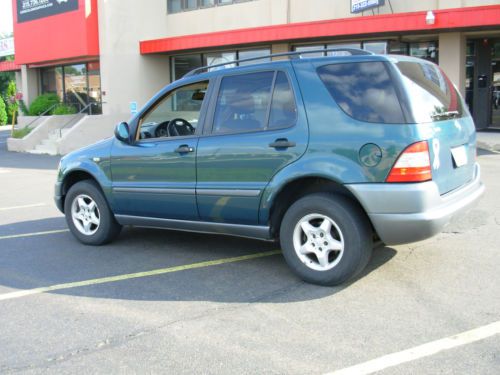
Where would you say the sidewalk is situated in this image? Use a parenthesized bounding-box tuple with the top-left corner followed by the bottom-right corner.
(476, 129, 500, 153)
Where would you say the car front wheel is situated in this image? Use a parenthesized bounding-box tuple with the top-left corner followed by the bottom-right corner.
(279, 193, 372, 286)
(64, 180, 121, 245)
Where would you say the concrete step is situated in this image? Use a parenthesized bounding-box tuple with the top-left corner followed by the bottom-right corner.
(41, 139, 58, 147)
(48, 128, 71, 140)
(30, 143, 58, 155)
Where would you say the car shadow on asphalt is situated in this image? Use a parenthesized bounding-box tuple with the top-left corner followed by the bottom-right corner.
(0, 219, 396, 303)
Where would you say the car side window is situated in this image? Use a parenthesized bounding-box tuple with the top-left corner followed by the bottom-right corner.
(138, 81, 208, 140)
(212, 71, 274, 135)
(317, 62, 405, 124)
(268, 72, 297, 129)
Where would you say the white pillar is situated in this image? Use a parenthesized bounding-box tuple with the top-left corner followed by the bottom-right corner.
(438, 32, 466, 97)
(20, 65, 39, 106)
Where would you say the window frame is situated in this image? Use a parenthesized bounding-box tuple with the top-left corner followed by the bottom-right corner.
(134, 79, 213, 143)
(205, 69, 298, 136)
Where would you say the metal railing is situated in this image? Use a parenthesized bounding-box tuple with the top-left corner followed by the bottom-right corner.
(23, 103, 59, 129)
(58, 102, 102, 138)
(183, 48, 374, 78)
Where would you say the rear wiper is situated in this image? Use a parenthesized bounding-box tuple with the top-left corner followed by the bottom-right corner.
(431, 111, 460, 120)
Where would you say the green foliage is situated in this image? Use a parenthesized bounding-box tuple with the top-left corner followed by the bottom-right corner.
(0, 72, 14, 97)
(12, 126, 32, 138)
(53, 104, 77, 115)
(5, 80, 18, 124)
(28, 93, 60, 116)
(19, 99, 29, 116)
(0, 96, 7, 125)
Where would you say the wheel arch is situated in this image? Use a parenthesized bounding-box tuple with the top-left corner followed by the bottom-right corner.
(60, 169, 107, 213)
(265, 175, 374, 239)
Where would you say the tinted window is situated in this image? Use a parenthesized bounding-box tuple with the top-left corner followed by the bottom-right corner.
(317, 62, 405, 124)
(269, 72, 297, 129)
(395, 60, 464, 123)
(213, 71, 274, 134)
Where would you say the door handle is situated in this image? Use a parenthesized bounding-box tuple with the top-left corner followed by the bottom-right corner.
(175, 145, 195, 153)
(269, 138, 296, 149)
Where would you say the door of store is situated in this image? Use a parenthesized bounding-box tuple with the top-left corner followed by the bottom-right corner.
(491, 42, 500, 128)
(466, 39, 500, 129)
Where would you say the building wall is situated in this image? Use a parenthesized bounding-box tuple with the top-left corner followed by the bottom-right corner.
(98, 0, 499, 115)
(98, 0, 171, 117)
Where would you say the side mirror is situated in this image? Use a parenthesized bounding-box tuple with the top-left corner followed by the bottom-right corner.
(115, 122, 131, 144)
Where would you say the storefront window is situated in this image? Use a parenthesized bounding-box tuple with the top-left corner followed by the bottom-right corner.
(388, 41, 409, 55)
(40, 67, 64, 101)
(204, 51, 237, 70)
(294, 45, 325, 57)
(410, 42, 438, 63)
(327, 43, 361, 56)
(40, 61, 101, 115)
(236, 48, 271, 66)
(171, 48, 271, 81)
(167, 0, 254, 13)
(64, 64, 87, 112)
(363, 41, 387, 54)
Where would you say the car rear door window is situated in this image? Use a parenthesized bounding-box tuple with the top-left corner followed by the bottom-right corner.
(317, 62, 405, 124)
(269, 72, 297, 129)
(213, 71, 274, 134)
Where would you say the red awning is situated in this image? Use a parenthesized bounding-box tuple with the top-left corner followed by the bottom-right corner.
(140, 5, 500, 55)
(0, 60, 21, 72)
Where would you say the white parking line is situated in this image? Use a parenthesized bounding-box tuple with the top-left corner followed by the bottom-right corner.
(326, 321, 500, 375)
(0, 229, 69, 240)
(0, 250, 281, 301)
(0, 203, 47, 211)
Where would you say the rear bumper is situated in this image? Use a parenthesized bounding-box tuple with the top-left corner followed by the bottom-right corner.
(346, 163, 484, 245)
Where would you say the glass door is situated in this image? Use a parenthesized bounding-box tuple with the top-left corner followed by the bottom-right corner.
(491, 41, 500, 127)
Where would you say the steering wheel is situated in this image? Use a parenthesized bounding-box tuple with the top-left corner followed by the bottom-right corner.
(154, 121, 170, 138)
(167, 118, 195, 137)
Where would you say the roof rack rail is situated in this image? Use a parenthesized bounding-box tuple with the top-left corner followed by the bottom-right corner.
(183, 48, 373, 78)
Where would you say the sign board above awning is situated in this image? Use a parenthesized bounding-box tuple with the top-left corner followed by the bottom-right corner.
(17, 0, 79, 23)
(0, 37, 15, 57)
(351, 0, 385, 14)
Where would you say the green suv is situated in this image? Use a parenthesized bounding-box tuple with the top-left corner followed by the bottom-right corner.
(55, 49, 484, 285)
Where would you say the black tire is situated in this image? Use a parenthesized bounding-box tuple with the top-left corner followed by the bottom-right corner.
(64, 180, 122, 245)
(279, 193, 372, 286)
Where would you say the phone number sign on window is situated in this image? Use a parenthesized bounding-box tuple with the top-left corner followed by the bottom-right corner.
(17, 0, 79, 23)
(351, 0, 385, 14)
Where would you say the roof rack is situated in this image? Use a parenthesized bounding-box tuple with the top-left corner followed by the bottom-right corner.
(183, 48, 373, 78)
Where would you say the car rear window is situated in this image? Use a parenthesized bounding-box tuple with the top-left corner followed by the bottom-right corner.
(395, 60, 464, 122)
(317, 62, 405, 124)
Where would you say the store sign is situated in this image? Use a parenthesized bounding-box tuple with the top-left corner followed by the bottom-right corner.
(17, 0, 79, 23)
(351, 0, 385, 14)
(0, 37, 15, 57)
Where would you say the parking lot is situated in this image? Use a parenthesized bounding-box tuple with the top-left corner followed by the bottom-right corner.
(0, 126, 499, 374)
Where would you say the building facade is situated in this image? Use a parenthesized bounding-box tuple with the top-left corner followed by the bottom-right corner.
(2, 0, 500, 129)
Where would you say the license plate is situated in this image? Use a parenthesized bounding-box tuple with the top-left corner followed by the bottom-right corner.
(451, 145, 468, 168)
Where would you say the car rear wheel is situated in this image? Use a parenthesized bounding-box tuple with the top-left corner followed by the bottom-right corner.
(279, 193, 372, 286)
(64, 180, 121, 245)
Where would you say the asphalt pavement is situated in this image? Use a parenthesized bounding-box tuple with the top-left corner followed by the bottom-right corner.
(0, 126, 499, 374)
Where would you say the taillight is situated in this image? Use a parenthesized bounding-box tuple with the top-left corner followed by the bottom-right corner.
(386, 141, 432, 183)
